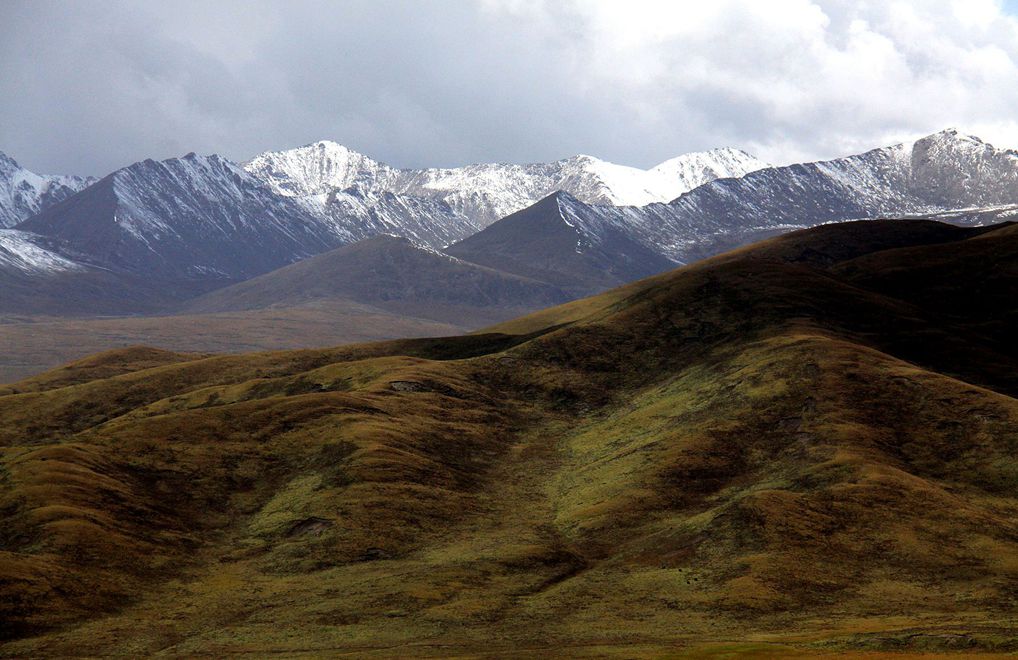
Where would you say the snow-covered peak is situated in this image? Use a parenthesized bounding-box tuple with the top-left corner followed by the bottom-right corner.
(0, 152, 95, 228)
(17, 150, 355, 280)
(244, 141, 393, 197)
(244, 141, 770, 227)
(922, 127, 982, 147)
(545, 147, 769, 207)
(95, 152, 312, 247)
(909, 128, 1018, 207)
(652, 148, 768, 197)
(913, 127, 1014, 159)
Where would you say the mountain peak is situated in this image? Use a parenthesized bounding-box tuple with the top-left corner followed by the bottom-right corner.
(0, 151, 19, 171)
(0, 153, 95, 228)
(311, 139, 359, 152)
(110, 152, 240, 184)
(652, 146, 757, 168)
(924, 127, 979, 144)
(244, 141, 390, 197)
(560, 153, 602, 165)
(651, 147, 768, 176)
(907, 128, 1018, 207)
(549, 189, 580, 202)
(917, 127, 1015, 154)
(258, 140, 376, 162)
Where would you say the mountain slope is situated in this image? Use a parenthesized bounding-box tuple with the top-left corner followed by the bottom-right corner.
(0, 153, 94, 228)
(3, 219, 1018, 656)
(0, 229, 194, 315)
(0, 229, 86, 276)
(186, 234, 571, 327)
(303, 188, 481, 249)
(17, 154, 344, 281)
(445, 191, 677, 295)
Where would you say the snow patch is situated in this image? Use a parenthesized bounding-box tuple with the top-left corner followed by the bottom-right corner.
(0, 230, 86, 275)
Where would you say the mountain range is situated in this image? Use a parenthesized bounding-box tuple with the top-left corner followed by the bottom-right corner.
(449, 129, 1018, 284)
(245, 140, 768, 224)
(2, 128, 1018, 379)
(3, 218, 1017, 655)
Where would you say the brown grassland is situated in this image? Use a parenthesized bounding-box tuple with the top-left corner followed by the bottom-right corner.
(1, 219, 1017, 657)
(0, 300, 464, 385)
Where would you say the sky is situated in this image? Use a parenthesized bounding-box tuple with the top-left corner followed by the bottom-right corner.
(2, 0, 1018, 177)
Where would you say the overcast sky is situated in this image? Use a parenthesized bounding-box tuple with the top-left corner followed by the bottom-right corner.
(3, 0, 1018, 177)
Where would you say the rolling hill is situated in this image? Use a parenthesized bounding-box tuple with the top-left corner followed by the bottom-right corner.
(185, 234, 571, 327)
(2, 218, 1017, 656)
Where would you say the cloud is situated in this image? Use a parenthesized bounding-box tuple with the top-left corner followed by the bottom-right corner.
(1, 0, 1017, 176)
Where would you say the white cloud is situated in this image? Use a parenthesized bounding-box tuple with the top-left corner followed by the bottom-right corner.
(1, 0, 1017, 175)
(482, 0, 1018, 163)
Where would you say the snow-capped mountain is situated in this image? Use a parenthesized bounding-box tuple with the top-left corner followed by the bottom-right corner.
(8, 127, 1018, 316)
(245, 141, 768, 228)
(444, 129, 1018, 291)
(909, 129, 1018, 207)
(0, 152, 95, 228)
(238, 141, 483, 246)
(443, 141, 920, 281)
(245, 141, 397, 197)
(640, 128, 1018, 261)
(18, 153, 347, 280)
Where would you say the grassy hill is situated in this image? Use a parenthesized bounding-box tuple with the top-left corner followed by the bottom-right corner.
(2, 219, 1018, 657)
(185, 234, 571, 327)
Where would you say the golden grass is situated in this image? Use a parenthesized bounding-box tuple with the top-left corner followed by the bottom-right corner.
(2, 220, 1018, 656)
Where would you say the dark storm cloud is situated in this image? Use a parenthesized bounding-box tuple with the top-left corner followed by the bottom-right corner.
(2, 0, 1018, 177)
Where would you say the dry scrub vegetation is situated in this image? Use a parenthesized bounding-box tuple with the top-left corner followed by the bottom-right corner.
(2, 219, 1018, 657)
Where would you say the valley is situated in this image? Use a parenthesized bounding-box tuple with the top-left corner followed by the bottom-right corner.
(2, 129, 1017, 384)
